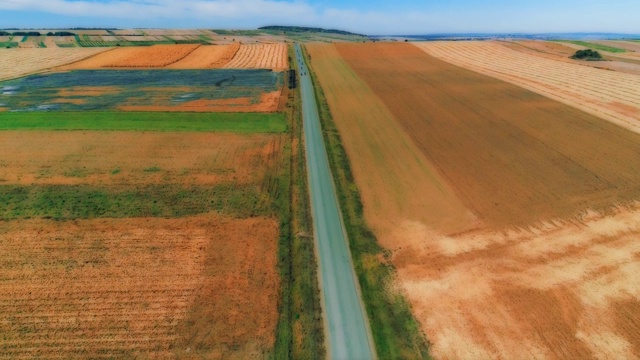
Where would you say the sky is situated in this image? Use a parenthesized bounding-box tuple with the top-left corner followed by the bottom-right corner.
(0, 0, 638, 35)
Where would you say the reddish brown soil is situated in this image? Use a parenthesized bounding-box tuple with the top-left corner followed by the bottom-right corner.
(0, 215, 280, 359)
(336, 42, 640, 229)
(0, 132, 282, 186)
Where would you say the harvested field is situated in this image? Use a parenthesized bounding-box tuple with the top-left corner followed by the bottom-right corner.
(0, 48, 108, 81)
(224, 44, 288, 70)
(415, 41, 640, 133)
(500, 40, 640, 76)
(0, 69, 283, 112)
(310, 42, 640, 359)
(589, 40, 640, 53)
(0, 215, 279, 359)
(0, 131, 282, 186)
(62, 44, 200, 68)
(167, 44, 240, 69)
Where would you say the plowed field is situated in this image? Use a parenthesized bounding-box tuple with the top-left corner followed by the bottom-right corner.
(224, 44, 288, 70)
(309, 42, 640, 359)
(62, 44, 200, 68)
(0, 215, 279, 359)
(166, 43, 239, 69)
(415, 41, 640, 134)
(0, 48, 108, 81)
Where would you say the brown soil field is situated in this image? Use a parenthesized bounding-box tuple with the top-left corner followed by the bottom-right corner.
(224, 44, 288, 70)
(310, 42, 640, 359)
(415, 41, 640, 133)
(0, 48, 108, 81)
(306, 44, 475, 238)
(0, 215, 279, 359)
(166, 44, 240, 69)
(61, 44, 200, 69)
(0, 132, 282, 186)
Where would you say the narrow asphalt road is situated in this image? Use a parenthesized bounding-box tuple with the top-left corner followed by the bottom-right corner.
(295, 43, 375, 360)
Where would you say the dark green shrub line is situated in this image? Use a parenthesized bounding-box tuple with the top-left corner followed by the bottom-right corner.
(0, 184, 273, 220)
(272, 44, 325, 360)
(571, 49, 604, 61)
(302, 45, 431, 359)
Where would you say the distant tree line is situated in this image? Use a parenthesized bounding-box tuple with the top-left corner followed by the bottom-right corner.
(258, 25, 365, 37)
(0, 31, 76, 36)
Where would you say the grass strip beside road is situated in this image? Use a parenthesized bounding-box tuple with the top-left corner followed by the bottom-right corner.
(0, 112, 287, 133)
(303, 44, 431, 359)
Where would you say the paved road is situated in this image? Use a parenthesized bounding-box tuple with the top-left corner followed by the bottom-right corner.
(295, 44, 375, 360)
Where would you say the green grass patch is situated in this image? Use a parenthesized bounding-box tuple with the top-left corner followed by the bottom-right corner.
(0, 42, 18, 48)
(304, 45, 431, 359)
(0, 112, 287, 133)
(143, 166, 162, 173)
(558, 40, 627, 53)
(0, 183, 273, 220)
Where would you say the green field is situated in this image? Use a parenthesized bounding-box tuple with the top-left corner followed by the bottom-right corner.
(0, 112, 287, 133)
(559, 40, 627, 53)
(0, 42, 18, 48)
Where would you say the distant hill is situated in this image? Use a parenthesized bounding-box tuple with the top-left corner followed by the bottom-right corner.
(259, 26, 365, 37)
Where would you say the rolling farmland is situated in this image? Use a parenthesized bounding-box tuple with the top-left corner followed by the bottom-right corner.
(0, 42, 315, 359)
(307, 42, 640, 359)
(415, 41, 640, 134)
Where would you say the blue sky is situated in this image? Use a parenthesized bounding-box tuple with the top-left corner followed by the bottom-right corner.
(0, 0, 638, 35)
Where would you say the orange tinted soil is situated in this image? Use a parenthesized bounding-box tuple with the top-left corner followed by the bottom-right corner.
(415, 41, 640, 133)
(61, 44, 200, 68)
(0, 48, 108, 81)
(117, 90, 282, 113)
(167, 43, 240, 69)
(224, 44, 288, 70)
(0, 215, 279, 359)
(0, 132, 282, 186)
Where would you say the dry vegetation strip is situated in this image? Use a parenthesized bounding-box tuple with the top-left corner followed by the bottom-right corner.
(224, 44, 288, 70)
(0, 215, 279, 359)
(415, 41, 640, 134)
(0, 48, 108, 81)
(336, 42, 640, 230)
(326, 42, 640, 359)
(61, 44, 200, 68)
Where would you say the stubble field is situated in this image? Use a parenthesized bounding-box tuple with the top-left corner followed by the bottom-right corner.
(307, 42, 640, 359)
(0, 48, 108, 81)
